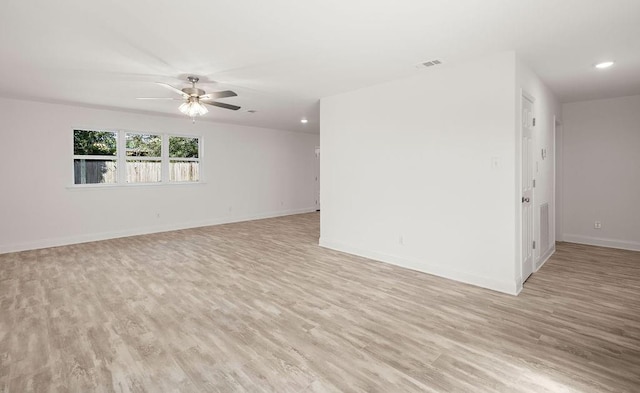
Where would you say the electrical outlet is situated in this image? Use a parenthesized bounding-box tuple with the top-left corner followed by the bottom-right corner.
(156, 213, 160, 219)
(594, 221, 602, 229)
(399, 235, 404, 245)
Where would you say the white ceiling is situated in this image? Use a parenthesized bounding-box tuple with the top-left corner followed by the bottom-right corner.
(1, 0, 639, 134)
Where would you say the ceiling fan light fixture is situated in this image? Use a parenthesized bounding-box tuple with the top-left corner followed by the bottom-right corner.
(179, 98, 208, 117)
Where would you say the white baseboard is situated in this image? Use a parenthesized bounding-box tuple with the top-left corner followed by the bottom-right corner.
(514, 281, 523, 295)
(0, 207, 317, 255)
(319, 237, 520, 296)
(562, 234, 640, 252)
(536, 244, 556, 271)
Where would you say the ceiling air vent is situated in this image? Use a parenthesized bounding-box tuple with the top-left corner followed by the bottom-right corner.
(421, 59, 442, 67)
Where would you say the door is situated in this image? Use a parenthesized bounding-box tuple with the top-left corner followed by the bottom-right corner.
(521, 95, 535, 281)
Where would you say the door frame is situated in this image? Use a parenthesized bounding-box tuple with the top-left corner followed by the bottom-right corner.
(554, 117, 563, 243)
(314, 146, 320, 211)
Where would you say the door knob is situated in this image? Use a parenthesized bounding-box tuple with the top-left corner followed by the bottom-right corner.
(522, 197, 530, 203)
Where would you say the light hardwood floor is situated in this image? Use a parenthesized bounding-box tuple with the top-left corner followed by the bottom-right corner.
(1, 213, 639, 392)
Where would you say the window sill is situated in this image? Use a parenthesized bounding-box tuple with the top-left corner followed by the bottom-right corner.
(66, 182, 207, 190)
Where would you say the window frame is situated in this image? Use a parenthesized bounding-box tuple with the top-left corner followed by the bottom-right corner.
(72, 130, 119, 185)
(71, 128, 203, 187)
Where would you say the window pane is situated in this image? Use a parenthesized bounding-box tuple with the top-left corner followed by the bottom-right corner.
(126, 133, 161, 157)
(170, 161, 199, 182)
(126, 160, 161, 183)
(169, 136, 199, 158)
(74, 159, 117, 184)
(74, 130, 117, 156)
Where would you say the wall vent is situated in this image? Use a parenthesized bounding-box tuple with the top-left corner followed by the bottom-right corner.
(421, 59, 442, 67)
(540, 203, 550, 254)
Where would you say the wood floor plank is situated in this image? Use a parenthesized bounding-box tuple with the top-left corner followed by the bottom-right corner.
(0, 213, 639, 392)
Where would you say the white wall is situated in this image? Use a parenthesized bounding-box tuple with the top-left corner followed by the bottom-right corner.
(561, 95, 640, 251)
(516, 60, 562, 272)
(320, 52, 521, 294)
(0, 97, 319, 253)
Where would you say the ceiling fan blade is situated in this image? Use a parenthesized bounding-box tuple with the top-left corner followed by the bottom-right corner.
(155, 82, 188, 98)
(136, 97, 183, 100)
(199, 90, 237, 100)
(203, 101, 241, 111)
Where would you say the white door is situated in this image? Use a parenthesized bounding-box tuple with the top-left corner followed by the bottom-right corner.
(314, 147, 320, 211)
(521, 95, 535, 281)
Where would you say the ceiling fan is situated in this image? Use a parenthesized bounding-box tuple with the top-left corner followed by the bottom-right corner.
(137, 76, 240, 120)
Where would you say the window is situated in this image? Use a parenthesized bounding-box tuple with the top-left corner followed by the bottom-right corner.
(169, 136, 200, 182)
(126, 133, 162, 183)
(72, 130, 201, 186)
(73, 130, 118, 184)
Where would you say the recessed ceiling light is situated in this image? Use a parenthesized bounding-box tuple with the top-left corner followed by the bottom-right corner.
(301, 119, 308, 124)
(595, 61, 614, 69)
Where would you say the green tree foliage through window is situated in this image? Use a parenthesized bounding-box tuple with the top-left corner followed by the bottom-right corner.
(126, 133, 162, 157)
(74, 130, 117, 155)
(169, 136, 199, 158)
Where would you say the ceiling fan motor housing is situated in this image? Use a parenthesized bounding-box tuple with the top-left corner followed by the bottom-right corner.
(182, 87, 206, 97)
